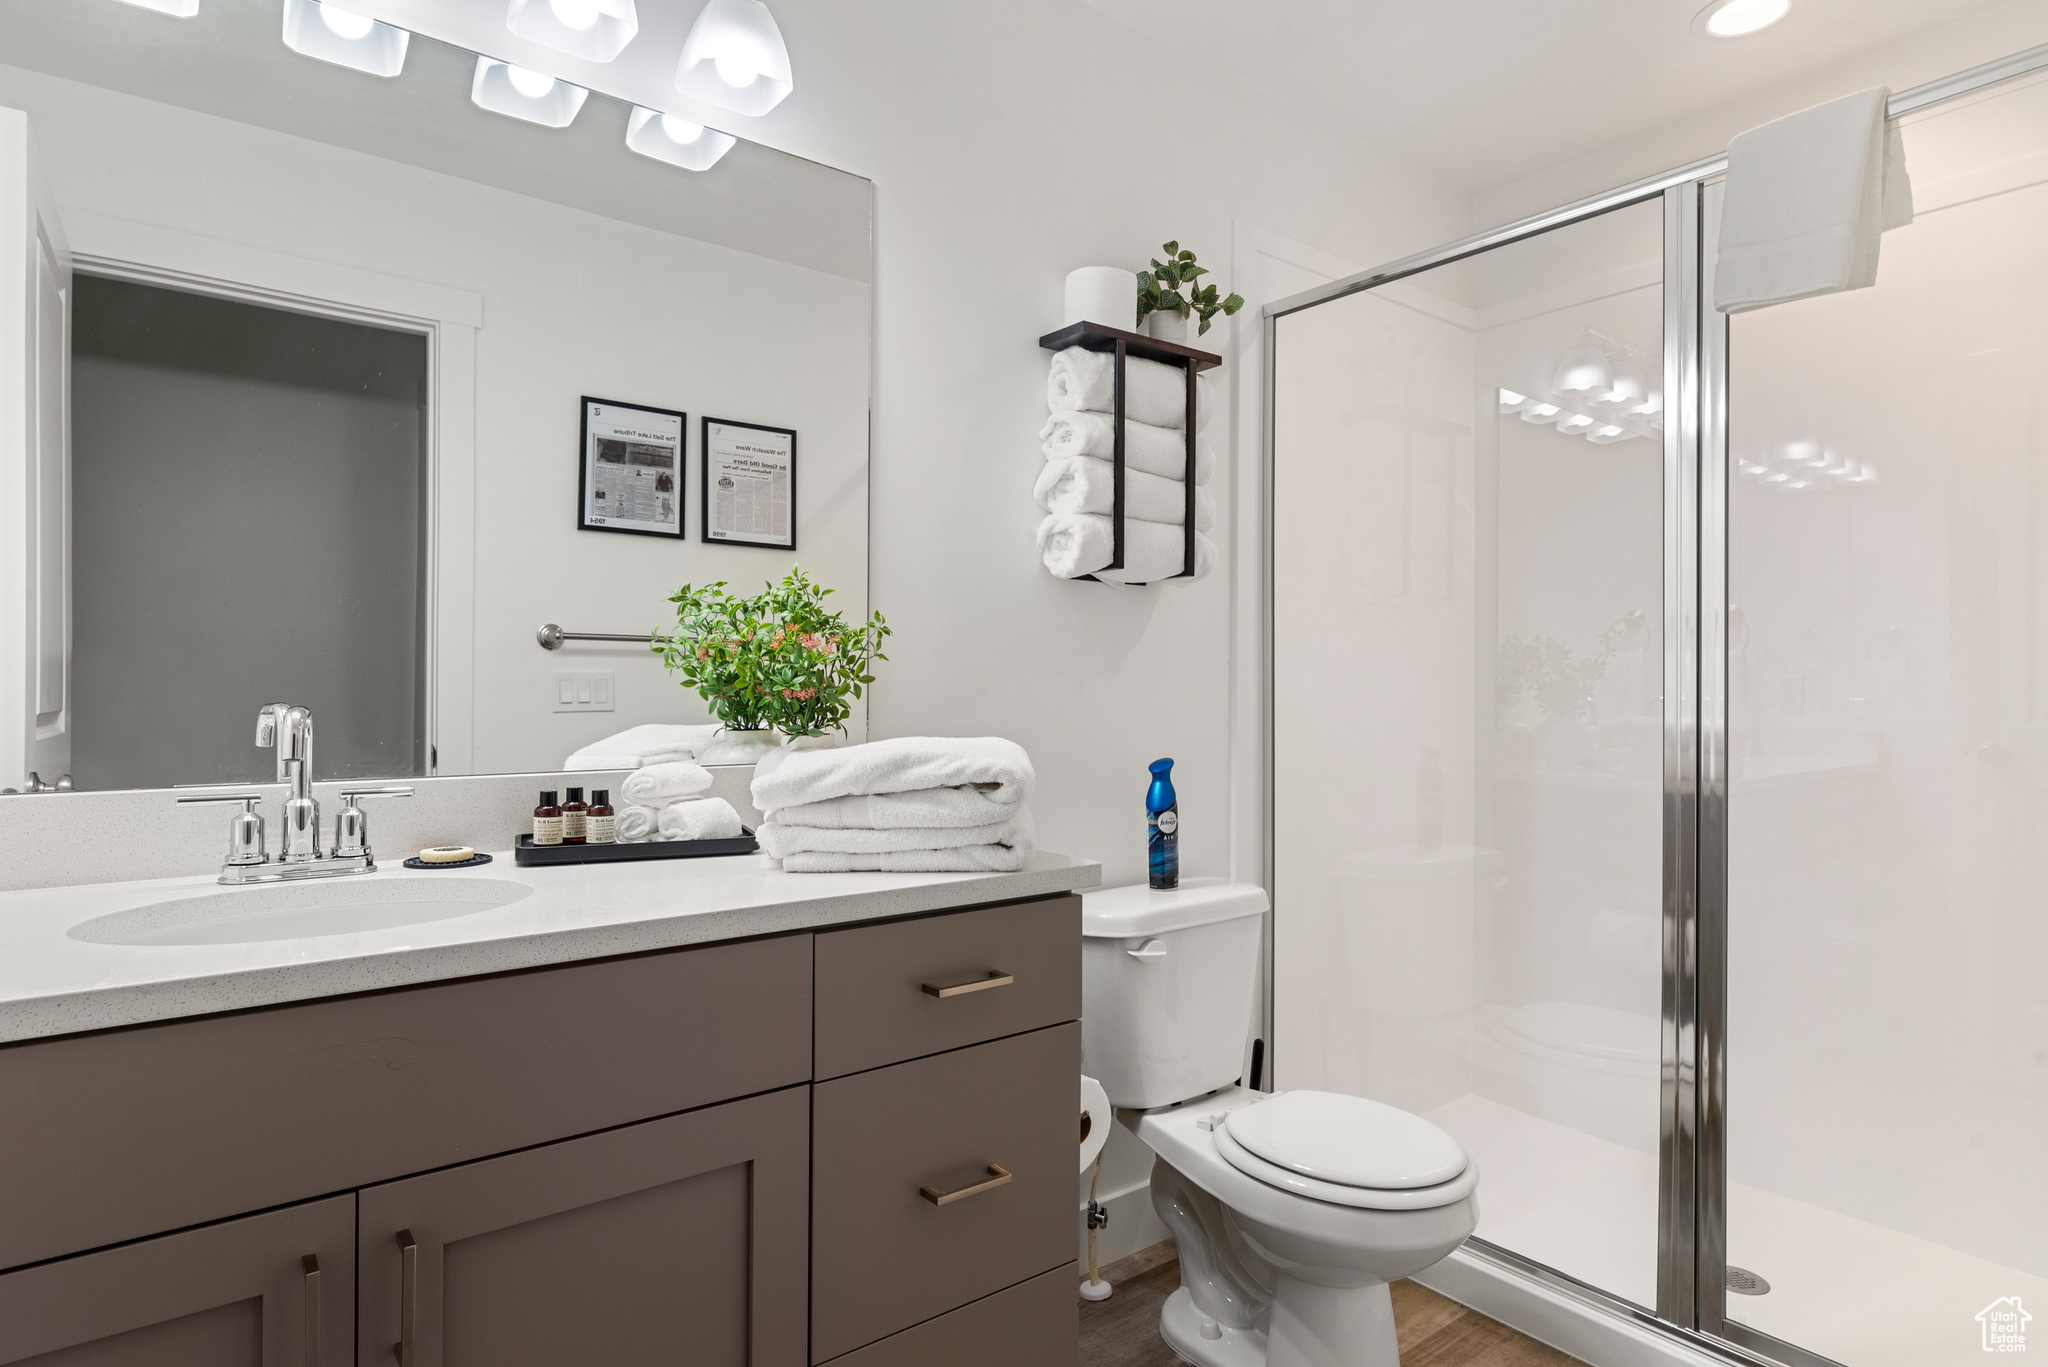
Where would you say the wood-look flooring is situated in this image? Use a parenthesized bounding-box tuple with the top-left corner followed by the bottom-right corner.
(1079, 1242, 1586, 1367)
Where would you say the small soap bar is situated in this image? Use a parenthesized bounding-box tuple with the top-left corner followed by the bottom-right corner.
(417, 845, 475, 864)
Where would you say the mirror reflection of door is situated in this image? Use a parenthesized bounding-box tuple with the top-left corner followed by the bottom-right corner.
(0, 107, 71, 796)
(69, 278, 428, 791)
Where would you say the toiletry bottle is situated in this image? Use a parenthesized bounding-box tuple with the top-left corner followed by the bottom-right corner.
(533, 790, 563, 847)
(562, 787, 588, 844)
(1147, 758, 1179, 890)
(586, 790, 616, 845)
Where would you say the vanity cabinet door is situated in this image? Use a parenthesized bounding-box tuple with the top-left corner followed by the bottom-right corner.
(810, 1023, 1078, 1363)
(357, 1085, 808, 1367)
(0, 1194, 353, 1367)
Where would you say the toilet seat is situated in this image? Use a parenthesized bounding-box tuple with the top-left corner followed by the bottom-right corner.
(1213, 1091, 1478, 1210)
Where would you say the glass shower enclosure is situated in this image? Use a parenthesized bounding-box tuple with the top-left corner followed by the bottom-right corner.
(1266, 49, 2048, 1367)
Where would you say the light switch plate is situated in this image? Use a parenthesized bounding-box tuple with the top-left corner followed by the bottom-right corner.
(552, 671, 616, 713)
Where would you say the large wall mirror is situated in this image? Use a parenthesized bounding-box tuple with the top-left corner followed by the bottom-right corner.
(0, 0, 871, 794)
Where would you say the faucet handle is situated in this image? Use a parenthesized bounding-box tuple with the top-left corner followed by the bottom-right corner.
(332, 786, 413, 861)
(178, 792, 269, 866)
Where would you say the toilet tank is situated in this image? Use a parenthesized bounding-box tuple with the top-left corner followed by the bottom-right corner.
(1081, 878, 1269, 1109)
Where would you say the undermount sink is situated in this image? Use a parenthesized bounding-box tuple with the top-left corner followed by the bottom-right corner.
(68, 877, 535, 947)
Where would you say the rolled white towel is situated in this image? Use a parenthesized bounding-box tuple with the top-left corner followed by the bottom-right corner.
(616, 804, 662, 843)
(752, 736, 1034, 811)
(658, 796, 745, 841)
(1046, 347, 1213, 430)
(769, 784, 1022, 830)
(758, 812, 1030, 859)
(1037, 512, 1216, 582)
(563, 723, 722, 771)
(1040, 411, 1211, 485)
(621, 760, 713, 807)
(1035, 456, 1215, 531)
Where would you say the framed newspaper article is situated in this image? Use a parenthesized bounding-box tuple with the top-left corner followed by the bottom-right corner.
(578, 397, 687, 539)
(701, 417, 797, 551)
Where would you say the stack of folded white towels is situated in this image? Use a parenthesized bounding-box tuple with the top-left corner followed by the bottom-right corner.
(1037, 345, 1217, 583)
(616, 760, 746, 843)
(751, 737, 1036, 872)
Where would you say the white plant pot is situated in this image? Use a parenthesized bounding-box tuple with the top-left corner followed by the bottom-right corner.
(698, 726, 781, 766)
(1144, 308, 1190, 344)
(779, 734, 841, 753)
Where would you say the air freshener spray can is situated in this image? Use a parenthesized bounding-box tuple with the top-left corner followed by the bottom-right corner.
(1147, 758, 1178, 890)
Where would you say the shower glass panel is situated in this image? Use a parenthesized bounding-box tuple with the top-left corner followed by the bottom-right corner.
(1272, 198, 1667, 1307)
(1722, 73, 2048, 1367)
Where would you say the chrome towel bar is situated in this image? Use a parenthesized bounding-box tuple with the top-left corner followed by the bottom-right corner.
(536, 623, 656, 650)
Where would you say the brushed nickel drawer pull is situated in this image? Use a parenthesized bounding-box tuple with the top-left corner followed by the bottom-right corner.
(921, 1163, 1013, 1205)
(921, 970, 1014, 998)
(392, 1230, 417, 1365)
(302, 1254, 321, 1367)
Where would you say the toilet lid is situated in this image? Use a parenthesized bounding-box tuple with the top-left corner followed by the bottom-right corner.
(1223, 1091, 1468, 1191)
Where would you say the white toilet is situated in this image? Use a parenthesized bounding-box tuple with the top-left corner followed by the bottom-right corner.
(1083, 879, 1479, 1367)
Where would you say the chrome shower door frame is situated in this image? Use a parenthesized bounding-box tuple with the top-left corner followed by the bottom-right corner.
(1258, 38, 2048, 1367)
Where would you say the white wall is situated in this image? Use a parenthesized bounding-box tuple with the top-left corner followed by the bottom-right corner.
(0, 61, 869, 778)
(675, 2, 1474, 890)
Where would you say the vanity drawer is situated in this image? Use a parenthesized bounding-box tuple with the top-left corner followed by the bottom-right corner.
(809, 1022, 1077, 1363)
(0, 933, 812, 1272)
(813, 894, 1080, 1079)
(816, 1264, 1077, 1367)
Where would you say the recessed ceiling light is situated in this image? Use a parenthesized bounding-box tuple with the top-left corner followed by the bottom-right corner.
(471, 56, 589, 126)
(282, 0, 409, 75)
(1694, 0, 1790, 38)
(625, 106, 737, 171)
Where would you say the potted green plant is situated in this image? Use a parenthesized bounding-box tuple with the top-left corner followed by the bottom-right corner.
(1136, 241, 1245, 343)
(653, 567, 888, 762)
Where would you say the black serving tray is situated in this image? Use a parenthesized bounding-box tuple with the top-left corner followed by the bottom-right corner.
(514, 830, 759, 866)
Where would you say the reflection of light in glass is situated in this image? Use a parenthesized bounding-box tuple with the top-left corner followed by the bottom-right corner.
(1587, 423, 1630, 444)
(625, 106, 738, 170)
(1557, 413, 1597, 435)
(1599, 362, 1648, 410)
(1781, 439, 1826, 466)
(471, 56, 589, 126)
(1521, 403, 1562, 425)
(282, 0, 409, 75)
(1553, 346, 1611, 394)
(1498, 388, 1529, 413)
(114, 0, 200, 14)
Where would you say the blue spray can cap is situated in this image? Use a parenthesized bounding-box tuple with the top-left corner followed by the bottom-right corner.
(1146, 758, 1176, 813)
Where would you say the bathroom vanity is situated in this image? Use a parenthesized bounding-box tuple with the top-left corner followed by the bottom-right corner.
(0, 854, 1099, 1366)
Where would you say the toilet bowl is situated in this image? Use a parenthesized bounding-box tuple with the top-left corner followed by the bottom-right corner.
(1083, 881, 1479, 1367)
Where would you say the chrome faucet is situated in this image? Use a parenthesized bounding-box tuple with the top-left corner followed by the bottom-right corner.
(177, 704, 412, 884)
(257, 703, 320, 863)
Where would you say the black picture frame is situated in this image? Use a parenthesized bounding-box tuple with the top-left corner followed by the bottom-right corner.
(700, 416, 798, 551)
(577, 396, 688, 540)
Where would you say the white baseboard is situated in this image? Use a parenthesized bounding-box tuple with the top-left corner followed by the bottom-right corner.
(1077, 1179, 1171, 1273)
(1417, 1248, 1731, 1367)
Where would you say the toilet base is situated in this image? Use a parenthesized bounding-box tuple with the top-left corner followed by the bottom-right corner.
(1161, 1285, 1268, 1367)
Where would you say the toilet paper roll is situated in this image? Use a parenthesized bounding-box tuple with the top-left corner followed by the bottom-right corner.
(1064, 267, 1137, 332)
(1079, 1074, 1113, 1173)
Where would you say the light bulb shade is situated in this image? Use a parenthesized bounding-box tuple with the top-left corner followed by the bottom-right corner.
(506, 0, 638, 64)
(471, 56, 588, 127)
(1556, 412, 1597, 435)
(1598, 361, 1648, 410)
(114, 0, 200, 14)
(625, 107, 737, 171)
(282, 0, 409, 76)
(1552, 345, 1612, 395)
(1586, 423, 1632, 444)
(675, 0, 793, 116)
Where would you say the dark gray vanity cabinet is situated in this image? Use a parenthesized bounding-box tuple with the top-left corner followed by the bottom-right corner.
(358, 1088, 810, 1367)
(0, 1195, 355, 1367)
(0, 891, 1082, 1367)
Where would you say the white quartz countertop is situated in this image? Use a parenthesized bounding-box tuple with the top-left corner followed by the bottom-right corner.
(0, 850, 1102, 1043)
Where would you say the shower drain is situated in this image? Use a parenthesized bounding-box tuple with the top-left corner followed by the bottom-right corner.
(1726, 1265, 1772, 1296)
